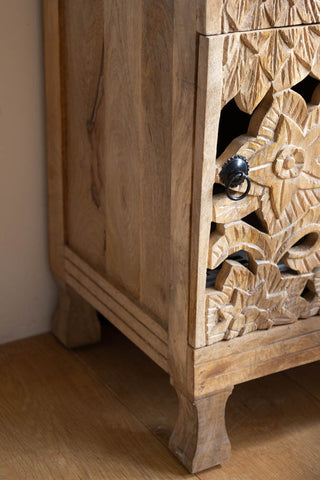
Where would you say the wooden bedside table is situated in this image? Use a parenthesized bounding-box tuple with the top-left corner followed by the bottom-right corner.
(43, 0, 320, 473)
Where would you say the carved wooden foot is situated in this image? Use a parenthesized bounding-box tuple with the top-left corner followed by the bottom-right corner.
(52, 281, 101, 348)
(169, 387, 233, 473)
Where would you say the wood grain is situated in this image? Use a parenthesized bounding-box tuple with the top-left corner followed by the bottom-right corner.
(103, 0, 142, 297)
(168, 0, 197, 394)
(192, 317, 320, 396)
(62, 0, 106, 274)
(4, 331, 320, 478)
(63, 247, 168, 370)
(0, 334, 194, 480)
(194, 315, 320, 364)
(169, 387, 233, 473)
(194, 341, 320, 396)
(65, 267, 169, 371)
(139, 0, 173, 323)
(202, 372, 320, 480)
(65, 246, 168, 343)
(286, 361, 320, 401)
(77, 324, 178, 444)
(44, 1, 320, 473)
(77, 323, 320, 479)
(189, 34, 224, 348)
(52, 280, 101, 348)
(76, 323, 250, 446)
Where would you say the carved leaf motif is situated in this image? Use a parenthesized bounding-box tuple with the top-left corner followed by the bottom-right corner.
(212, 193, 259, 223)
(222, 26, 320, 113)
(278, 221, 320, 273)
(206, 260, 320, 344)
(221, 0, 320, 34)
(208, 222, 271, 270)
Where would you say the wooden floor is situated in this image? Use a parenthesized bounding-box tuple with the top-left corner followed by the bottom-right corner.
(1, 322, 320, 479)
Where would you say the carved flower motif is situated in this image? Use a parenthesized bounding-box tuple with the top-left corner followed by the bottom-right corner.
(217, 90, 320, 231)
(248, 112, 320, 218)
(273, 145, 305, 179)
(206, 259, 320, 344)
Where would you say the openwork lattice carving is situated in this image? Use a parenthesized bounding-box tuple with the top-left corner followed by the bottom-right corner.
(221, 0, 320, 34)
(207, 84, 320, 344)
(206, 259, 320, 343)
(217, 89, 320, 234)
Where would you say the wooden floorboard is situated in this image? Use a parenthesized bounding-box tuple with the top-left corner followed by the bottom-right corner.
(0, 334, 194, 480)
(77, 322, 320, 479)
(75, 324, 251, 447)
(1, 323, 320, 478)
(285, 361, 320, 403)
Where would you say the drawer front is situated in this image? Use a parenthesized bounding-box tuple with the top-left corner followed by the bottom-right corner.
(191, 24, 320, 347)
(197, 0, 320, 35)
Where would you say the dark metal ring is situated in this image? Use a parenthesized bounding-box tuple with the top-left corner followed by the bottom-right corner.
(226, 173, 251, 201)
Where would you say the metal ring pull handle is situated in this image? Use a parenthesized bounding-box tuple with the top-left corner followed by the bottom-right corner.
(219, 155, 251, 201)
(225, 172, 251, 201)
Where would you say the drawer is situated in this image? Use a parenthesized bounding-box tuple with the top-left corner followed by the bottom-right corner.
(191, 23, 320, 347)
(197, 0, 320, 35)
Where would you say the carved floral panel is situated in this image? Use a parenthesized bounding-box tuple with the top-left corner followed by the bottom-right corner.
(206, 260, 320, 343)
(216, 89, 320, 234)
(205, 25, 320, 345)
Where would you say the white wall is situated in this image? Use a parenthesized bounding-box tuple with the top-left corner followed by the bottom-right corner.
(0, 0, 56, 343)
